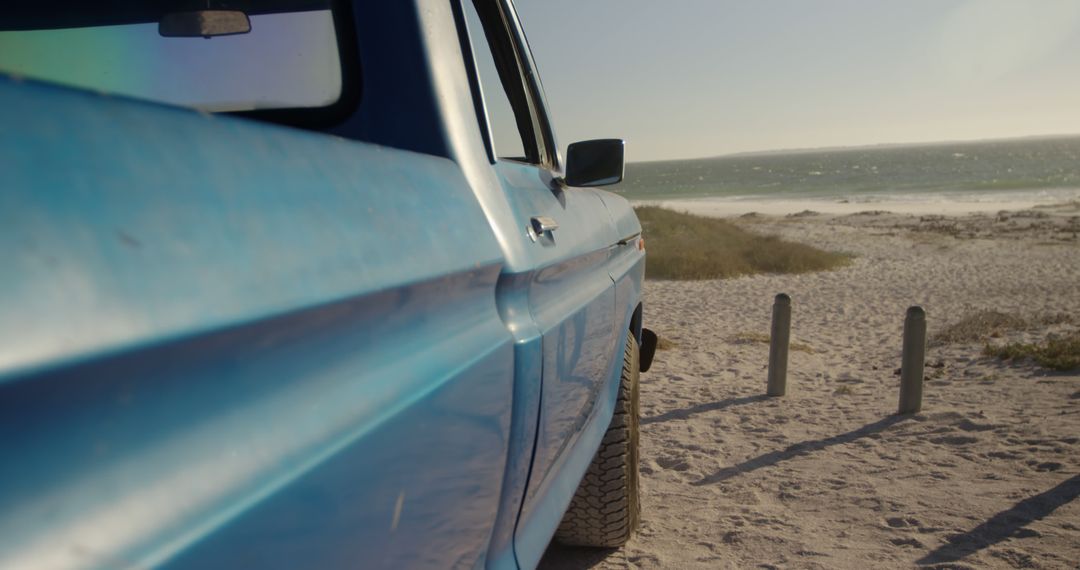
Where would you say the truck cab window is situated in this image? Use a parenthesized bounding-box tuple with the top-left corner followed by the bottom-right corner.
(0, 1, 355, 128)
(462, 0, 540, 164)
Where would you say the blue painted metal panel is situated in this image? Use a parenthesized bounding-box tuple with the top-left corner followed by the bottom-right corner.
(524, 254, 615, 503)
(503, 187, 645, 570)
(0, 78, 514, 568)
(595, 190, 646, 342)
(611, 247, 646, 343)
(0, 272, 513, 569)
(593, 190, 642, 247)
(0, 76, 502, 376)
(488, 162, 623, 568)
(484, 272, 543, 570)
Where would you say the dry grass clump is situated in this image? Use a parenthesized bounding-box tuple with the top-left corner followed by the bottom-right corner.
(932, 310, 1075, 346)
(983, 333, 1080, 371)
(728, 332, 813, 353)
(931, 310, 1028, 346)
(636, 207, 851, 280)
(729, 332, 771, 345)
(657, 336, 678, 351)
(1038, 312, 1074, 326)
(1032, 200, 1080, 212)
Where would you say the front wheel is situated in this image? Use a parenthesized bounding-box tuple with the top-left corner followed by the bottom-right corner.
(554, 330, 641, 547)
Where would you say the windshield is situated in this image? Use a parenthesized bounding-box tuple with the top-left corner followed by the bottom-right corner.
(0, 2, 344, 113)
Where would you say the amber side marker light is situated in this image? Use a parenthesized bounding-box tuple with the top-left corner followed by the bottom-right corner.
(638, 237, 646, 251)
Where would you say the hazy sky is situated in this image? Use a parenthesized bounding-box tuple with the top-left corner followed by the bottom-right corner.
(516, 0, 1080, 162)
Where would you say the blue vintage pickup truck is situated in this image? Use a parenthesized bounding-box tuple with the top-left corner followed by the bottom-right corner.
(0, 1, 657, 568)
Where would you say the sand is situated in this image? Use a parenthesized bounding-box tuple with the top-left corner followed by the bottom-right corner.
(541, 202, 1080, 569)
(637, 189, 1080, 218)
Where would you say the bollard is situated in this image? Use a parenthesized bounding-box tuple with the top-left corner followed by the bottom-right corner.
(898, 306, 926, 414)
(767, 293, 791, 397)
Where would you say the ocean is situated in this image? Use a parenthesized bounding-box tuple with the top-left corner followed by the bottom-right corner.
(612, 136, 1080, 205)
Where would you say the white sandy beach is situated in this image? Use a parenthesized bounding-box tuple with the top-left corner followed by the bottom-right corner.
(638, 188, 1080, 218)
(542, 201, 1080, 569)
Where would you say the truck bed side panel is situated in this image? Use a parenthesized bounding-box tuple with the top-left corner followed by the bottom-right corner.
(0, 78, 513, 569)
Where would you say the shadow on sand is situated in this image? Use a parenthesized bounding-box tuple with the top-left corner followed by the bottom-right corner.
(641, 394, 770, 426)
(537, 543, 619, 570)
(916, 474, 1080, 566)
(693, 414, 910, 486)
(536, 394, 773, 568)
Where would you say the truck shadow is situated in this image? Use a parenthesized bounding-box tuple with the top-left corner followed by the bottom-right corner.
(537, 543, 618, 569)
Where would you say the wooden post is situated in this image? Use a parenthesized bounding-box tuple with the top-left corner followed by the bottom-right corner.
(898, 306, 926, 414)
(767, 293, 791, 397)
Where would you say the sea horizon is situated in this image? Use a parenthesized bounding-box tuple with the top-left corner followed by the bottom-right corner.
(613, 134, 1080, 207)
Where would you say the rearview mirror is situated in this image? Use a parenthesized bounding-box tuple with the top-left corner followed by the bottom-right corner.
(564, 139, 625, 187)
(159, 11, 251, 38)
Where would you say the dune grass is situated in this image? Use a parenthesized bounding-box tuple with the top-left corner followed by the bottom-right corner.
(932, 310, 1074, 346)
(931, 310, 1028, 346)
(656, 336, 678, 351)
(833, 385, 855, 396)
(728, 331, 814, 353)
(636, 206, 851, 280)
(983, 333, 1080, 371)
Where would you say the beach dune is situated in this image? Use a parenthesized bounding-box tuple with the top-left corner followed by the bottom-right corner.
(542, 202, 1080, 569)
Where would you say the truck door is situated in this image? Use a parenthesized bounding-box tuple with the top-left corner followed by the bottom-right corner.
(460, 1, 622, 564)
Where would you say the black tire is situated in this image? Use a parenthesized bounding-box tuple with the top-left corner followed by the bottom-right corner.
(554, 330, 641, 547)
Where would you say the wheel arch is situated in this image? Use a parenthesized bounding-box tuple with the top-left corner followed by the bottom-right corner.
(629, 302, 644, 344)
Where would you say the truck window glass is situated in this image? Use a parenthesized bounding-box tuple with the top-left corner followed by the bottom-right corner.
(462, 0, 534, 163)
(0, 5, 343, 115)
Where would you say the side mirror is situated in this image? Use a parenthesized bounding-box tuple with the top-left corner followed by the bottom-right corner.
(564, 139, 625, 187)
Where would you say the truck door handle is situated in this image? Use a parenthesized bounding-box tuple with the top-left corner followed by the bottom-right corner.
(530, 216, 559, 234)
